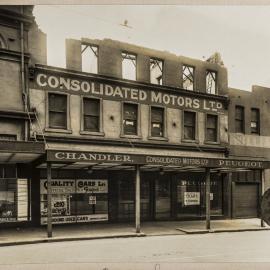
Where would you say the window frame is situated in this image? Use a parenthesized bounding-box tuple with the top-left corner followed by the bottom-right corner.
(148, 105, 168, 141)
(121, 51, 137, 81)
(250, 108, 260, 135)
(205, 113, 220, 144)
(235, 105, 245, 133)
(45, 92, 71, 133)
(206, 70, 217, 95)
(150, 58, 163, 85)
(182, 64, 195, 91)
(80, 96, 104, 136)
(182, 110, 198, 142)
(121, 102, 141, 138)
(81, 43, 99, 74)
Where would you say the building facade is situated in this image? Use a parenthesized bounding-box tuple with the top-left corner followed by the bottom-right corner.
(0, 6, 269, 229)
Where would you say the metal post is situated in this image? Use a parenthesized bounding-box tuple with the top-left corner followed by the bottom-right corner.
(135, 165, 141, 233)
(261, 169, 265, 227)
(47, 162, 52, 237)
(205, 168, 211, 230)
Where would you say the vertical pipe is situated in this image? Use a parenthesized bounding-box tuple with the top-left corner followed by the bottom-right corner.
(261, 170, 265, 227)
(47, 162, 52, 237)
(20, 7, 28, 141)
(135, 165, 141, 233)
(205, 168, 211, 230)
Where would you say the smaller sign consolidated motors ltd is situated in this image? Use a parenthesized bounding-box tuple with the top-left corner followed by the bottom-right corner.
(40, 179, 108, 225)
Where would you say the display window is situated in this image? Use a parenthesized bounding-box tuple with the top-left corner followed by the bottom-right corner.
(0, 165, 29, 223)
(176, 176, 223, 218)
(40, 179, 108, 224)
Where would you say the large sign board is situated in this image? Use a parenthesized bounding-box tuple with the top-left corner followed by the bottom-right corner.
(30, 70, 226, 113)
(47, 150, 266, 169)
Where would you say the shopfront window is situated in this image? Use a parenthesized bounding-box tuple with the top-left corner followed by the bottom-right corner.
(176, 174, 223, 218)
(40, 179, 108, 225)
(0, 165, 29, 223)
(155, 178, 171, 219)
(118, 178, 134, 220)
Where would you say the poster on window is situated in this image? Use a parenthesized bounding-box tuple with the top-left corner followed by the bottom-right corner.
(76, 179, 108, 193)
(40, 214, 108, 225)
(40, 179, 75, 194)
(184, 192, 200, 205)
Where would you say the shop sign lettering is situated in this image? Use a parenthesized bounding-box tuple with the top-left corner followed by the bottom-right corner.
(40, 179, 75, 194)
(32, 72, 225, 113)
(40, 214, 108, 225)
(76, 180, 108, 193)
(47, 150, 267, 169)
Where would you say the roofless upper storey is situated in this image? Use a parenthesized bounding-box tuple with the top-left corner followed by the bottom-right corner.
(65, 38, 228, 97)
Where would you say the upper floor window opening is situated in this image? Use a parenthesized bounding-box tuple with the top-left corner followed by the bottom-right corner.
(81, 44, 98, 74)
(183, 111, 196, 140)
(83, 98, 100, 132)
(251, 108, 260, 135)
(206, 114, 218, 142)
(182, 65, 194, 91)
(151, 106, 164, 137)
(122, 52, 136, 80)
(150, 58, 163, 85)
(206, 70, 217, 95)
(48, 93, 67, 129)
(235, 105, 245, 133)
(123, 103, 138, 135)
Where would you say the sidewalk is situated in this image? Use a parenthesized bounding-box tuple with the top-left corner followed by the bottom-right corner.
(0, 219, 269, 247)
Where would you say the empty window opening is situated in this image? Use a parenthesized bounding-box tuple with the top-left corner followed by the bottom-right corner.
(122, 52, 136, 80)
(81, 44, 98, 74)
(182, 65, 194, 90)
(150, 58, 163, 85)
(206, 70, 217, 94)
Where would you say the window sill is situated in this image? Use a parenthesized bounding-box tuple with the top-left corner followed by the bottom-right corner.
(148, 136, 168, 142)
(120, 134, 142, 140)
(80, 130, 105, 137)
(181, 138, 199, 144)
(204, 140, 220, 145)
(45, 128, 72, 134)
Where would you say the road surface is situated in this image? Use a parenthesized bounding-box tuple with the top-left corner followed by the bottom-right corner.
(1, 231, 270, 270)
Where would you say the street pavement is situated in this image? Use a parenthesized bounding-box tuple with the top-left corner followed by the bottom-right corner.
(0, 230, 270, 270)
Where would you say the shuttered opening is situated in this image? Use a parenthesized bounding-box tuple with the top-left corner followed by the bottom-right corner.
(234, 183, 259, 218)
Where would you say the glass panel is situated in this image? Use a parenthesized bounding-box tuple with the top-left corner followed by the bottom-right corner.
(155, 178, 170, 219)
(84, 98, 100, 116)
(84, 116, 99, 132)
(49, 111, 67, 129)
(0, 179, 17, 222)
(49, 94, 67, 112)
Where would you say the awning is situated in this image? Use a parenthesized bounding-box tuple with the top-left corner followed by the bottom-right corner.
(0, 141, 45, 163)
(35, 149, 270, 171)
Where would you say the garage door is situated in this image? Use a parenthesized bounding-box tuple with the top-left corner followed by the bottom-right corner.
(234, 183, 259, 218)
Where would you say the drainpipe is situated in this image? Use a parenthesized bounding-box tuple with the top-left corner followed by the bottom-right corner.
(20, 6, 28, 141)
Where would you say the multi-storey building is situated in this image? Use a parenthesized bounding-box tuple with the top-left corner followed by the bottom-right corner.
(0, 6, 269, 231)
(0, 6, 45, 226)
